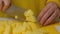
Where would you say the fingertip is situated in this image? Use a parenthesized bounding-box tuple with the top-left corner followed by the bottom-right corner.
(40, 21, 44, 25)
(2, 6, 6, 11)
(43, 23, 48, 26)
(0, 4, 2, 11)
(0, 5, 2, 10)
(43, 22, 50, 26)
(43, 20, 50, 26)
(2, 5, 9, 11)
(0, 7, 1, 9)
(37, 17, 40, 22)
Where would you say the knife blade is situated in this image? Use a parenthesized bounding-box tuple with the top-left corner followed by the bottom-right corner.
(5, 4, 27, 21)
(54, 26, 60, 34)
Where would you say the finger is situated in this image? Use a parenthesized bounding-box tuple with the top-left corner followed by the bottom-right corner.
(0, 0, 2, 10)
(40, 5, 55, 25)
(43, 10, 58, 26)
(58, 9, 60, 18)
(50, 19, 57, 24)
(37, 3, 53, 21)
(51, 17, 58, 24)
(49, 9, 59, 25)
(59, 15, 60, 18)
(2, 0, 10, 11)
(44, 18, 57, 26)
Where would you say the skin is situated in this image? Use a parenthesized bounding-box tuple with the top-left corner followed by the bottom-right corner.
(37, 2, 60, 26)
(0, 0, 60, 26)
(59, 12, 60, 18)
(0, 0, 10, 11)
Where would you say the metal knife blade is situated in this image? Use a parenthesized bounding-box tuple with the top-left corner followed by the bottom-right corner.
(54, 26, 60, 34)
(6, 4, 27, 21)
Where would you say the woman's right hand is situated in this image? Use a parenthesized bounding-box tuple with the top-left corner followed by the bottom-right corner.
(0, 0, 10, 11)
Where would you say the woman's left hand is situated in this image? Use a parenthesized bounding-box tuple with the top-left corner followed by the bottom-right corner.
(37, 2, 60, 26)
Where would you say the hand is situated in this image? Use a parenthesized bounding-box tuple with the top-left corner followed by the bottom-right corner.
(59, 14, 60, 18)
(58, 8, 60, 18)
(0, 0, 10, 11)
(37, 2, 60, 26)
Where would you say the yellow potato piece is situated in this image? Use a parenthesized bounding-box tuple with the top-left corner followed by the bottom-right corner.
(0, 9, 59, 34)
(26, 16, 36, 22)
(3, 25, 11, 34)
(24, 10, 34, 17)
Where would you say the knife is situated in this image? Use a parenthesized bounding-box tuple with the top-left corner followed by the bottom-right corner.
(54, 26, 60, 34)
(5, 4, 27, 21)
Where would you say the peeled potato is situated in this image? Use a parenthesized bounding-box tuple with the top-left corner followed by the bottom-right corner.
(24, 10, 34, 17)
(0, 10, 47, 34)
